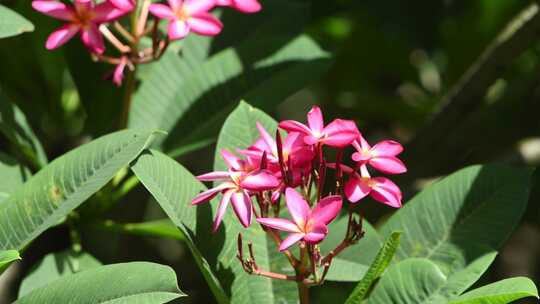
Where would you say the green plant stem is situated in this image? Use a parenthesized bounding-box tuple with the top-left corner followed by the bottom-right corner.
(119, 69, 136, 129)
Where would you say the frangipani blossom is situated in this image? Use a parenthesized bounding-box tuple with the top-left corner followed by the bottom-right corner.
(241, 122, 314, 171)
(112, 56, 129, 86)
(109, 0, 135, 11)
(215, 0, 261, 13)
(339, 164, 402, 208)
(32, 0, 128, 53)
(257, 188, 342, 251)
(352, 136, 406, 174)
(192, 149, 279, 231)
(149, 0, 223, 40)
(279, 106, 359, 147)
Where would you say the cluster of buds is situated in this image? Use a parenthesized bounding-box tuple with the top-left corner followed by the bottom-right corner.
(192, 106, 406, 285)
(32, 0, 261, 86)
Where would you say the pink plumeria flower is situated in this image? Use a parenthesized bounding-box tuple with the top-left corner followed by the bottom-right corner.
(149, 0, 223, 41)
(336, 164, 402, 208)
(279, 106, 360, 148)
(215, 0, 261, 13)
(241, 122, 314, 171)
(112, 56, 129, 87)
(351, 136, 406, 174)
(109, 0, 135, 11)
(192, 149, 279, 231)
(32, 0, 127, 53)
(257, 188, 342, 251)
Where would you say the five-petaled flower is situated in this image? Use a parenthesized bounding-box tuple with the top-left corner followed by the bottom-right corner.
(192, 149, 279, 231)
(352, 136, 407, 174)
(279, 106, 359, 147)
(341, 164, 402, 208)
(149, 0, 223, 40)
(32, 0, 128, 53)
(257, 188, 342, 251)
(215, 0, 262, 13)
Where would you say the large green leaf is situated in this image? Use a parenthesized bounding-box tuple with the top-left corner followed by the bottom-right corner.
(448, 277, 539, 304)
(0, 5, 34, 39)
(345, 232, 401, 304)
(0, 152, 31, 201)
(131, 150, 228, 304)
(0, 93, 47, 169)
(0, 249, 21, 273)
(18, 249, 101, 297)
(380, 165, 532, 275)
(0, 129, 156, 251)
(365, 252, 499, 304)
(15, 262, 184, 304)
(212, 101, 298, 304)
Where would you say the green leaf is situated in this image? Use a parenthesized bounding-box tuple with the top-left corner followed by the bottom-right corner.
(0, 5, 34, 39)
(212, 101, 298, 304)
(365, 252, 499, 304)
(365, 259, 447, 304)
(0, 249, 21, 272)
(95, 219, 185, 241)
(346, 232, 401, 304)
(0, 129, 157, 251)
(0, 92, 47, 169)
(18, 249, 101, 297)
(131, 150, 229, 304)
(15, 262, 184, 304)
(321, 216, 383, 281)
(0, 152, 31, 201)
(448, 277, 539, 304)
(379, 164, 532, 275)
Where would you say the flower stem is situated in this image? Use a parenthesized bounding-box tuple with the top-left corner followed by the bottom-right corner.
(119, 68, 136, 129)
(297, 282, 310, 304)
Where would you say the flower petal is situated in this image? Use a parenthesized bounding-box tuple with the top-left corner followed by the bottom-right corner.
(307, 106, 324, 133)
(231, 0, 261, 13)
(197, 171, 231, 181)
(256, 122, 276, 152)
(109, 0, 135, 11)
(370, 177, 402, 208)
(45, 24, 79, 50)
(371, 140, 403, 157)
(321, 119, 359, 147)
(94, 1, 130, 23)
(344, 176, 371, 203)
(231, 191, 252, 227)
(279, 233, 304, 251)
(369, 156, 407, 174)
(278, 120, 312, 135)
(257, 218, 300, 233)
(168, 19, 190, 40)
(32, 1, 74, 21)
(311, 195, 342, 224)
(304, 223, 327, 243)
(191, 182, 232, 205)
(148, 3, 175, 19)
(112, 57, 127, 87)
(167, 0, 183, 11)
(187, 12, 223, 36)
(185, 0, 216, 14)
(80, 24, 105, 54)
(240, 170, 279, 191)
(212, 189, 233, 232)
(285, 188, 310, 226)
(221, 149, 242, 171)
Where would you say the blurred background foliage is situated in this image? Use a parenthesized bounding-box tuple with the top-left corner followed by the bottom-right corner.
(0, 0, 539, 303)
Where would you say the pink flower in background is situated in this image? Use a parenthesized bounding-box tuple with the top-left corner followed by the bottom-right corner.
(109, 0, 135, 11)
(241, 122, 314, 171)
(352, 136, 406, 174)
(257, 188, 342, 251)
(32, 0, 128, 53)
(279, 106, 360, 147)
(149, 0, 223, 40)
(339, 164, 402, 208)
(112, 56, 129, 86)
(192, 149, 279, 231)
(215, 0, 261, 13)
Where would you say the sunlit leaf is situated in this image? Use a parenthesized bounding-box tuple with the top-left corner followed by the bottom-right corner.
(0, 5, 34, 39)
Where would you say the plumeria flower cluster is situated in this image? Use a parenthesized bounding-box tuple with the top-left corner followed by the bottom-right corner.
(32, 0, 261, 86)
(192, 105, 406, 286)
